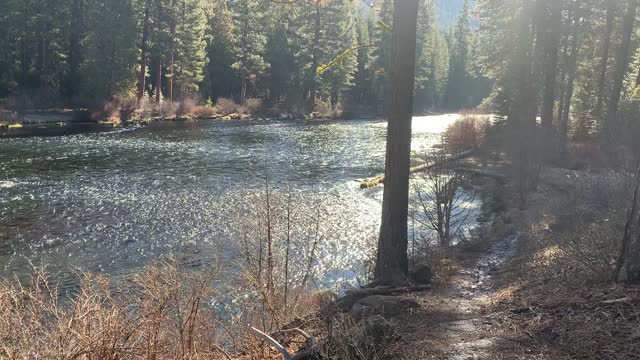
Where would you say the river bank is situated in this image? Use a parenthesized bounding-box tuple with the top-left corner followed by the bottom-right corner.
(255, 159, 640, 359)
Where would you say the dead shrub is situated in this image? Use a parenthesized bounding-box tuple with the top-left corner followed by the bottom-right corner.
(444, 115, 490, 153)
(193, 105, 216, 118)
(0, 261, 228, 359)
(245, 98, 262, 114)
(176, 98, 197, 117)
(119, 97, 138, 123)
(552, 216, 622, 282)
(215, 97, 239, 115)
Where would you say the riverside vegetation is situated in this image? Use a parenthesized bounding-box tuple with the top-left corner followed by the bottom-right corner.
(3, 0, 640, 359)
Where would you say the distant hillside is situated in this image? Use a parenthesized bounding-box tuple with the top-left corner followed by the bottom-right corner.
(359, 1, 476, 28)
(435, 0, 476, 27)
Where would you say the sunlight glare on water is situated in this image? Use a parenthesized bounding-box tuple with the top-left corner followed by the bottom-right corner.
(0, 114, 478, 291)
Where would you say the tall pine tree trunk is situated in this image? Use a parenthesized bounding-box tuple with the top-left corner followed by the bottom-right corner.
(605, 0, 637, 144)
(306, 5, 322, 113)
(375, 0, 419, 287)
(167, 1, 175, 103)
(156, 57, 162, 104)
(541, 0, 562, 131)
(137, 0, 152, 104)
(594, 0, 615, 118)
(617, 164, 640, 283)
(560, 4, 581, 153)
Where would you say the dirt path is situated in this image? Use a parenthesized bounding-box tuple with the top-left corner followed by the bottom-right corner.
(398, 234, 522, 359)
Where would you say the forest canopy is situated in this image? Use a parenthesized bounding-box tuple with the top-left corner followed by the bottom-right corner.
(0, 0, 486, 115)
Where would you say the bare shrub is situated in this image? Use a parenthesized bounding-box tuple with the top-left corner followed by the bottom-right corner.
(238, 185, 323, 333)
(553, 217, 622, 282)
(215, 97, 239, 115)
(526, 174, 632, 284)
(192, 105, 216, 118)
(176, 98, 196, 117)
(444, 115, 490, 153)
(245, 98, 262, 114)
(119, 96, 138, 123)
(413, 149, 476, 248)
(0, 262, 228, 359)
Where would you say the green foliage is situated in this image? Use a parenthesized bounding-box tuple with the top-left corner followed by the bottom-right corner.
(231, 0, 269, 100)
(82, 0, 138, 100)
(0, 0, 491, 115)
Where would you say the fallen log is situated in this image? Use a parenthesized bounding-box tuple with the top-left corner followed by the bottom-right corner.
(360, 148, 477, 188)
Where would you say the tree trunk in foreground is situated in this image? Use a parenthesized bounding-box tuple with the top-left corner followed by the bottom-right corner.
(375, 0, 419, 287)
(617, 164, 640, 283)
(541, 0, 562, 131)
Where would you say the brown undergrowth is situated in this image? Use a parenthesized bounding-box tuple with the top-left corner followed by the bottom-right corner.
(486, 168, 640, 359)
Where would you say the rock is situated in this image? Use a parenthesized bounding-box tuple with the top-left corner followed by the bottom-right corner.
(336, 288, 378, 312)
(350, 295, 419, 321)
(409, 263, 433, 285)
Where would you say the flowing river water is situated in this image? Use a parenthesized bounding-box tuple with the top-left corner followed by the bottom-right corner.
(0, 114, 476, 293)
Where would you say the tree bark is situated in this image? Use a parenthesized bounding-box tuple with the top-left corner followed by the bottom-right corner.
(617, 164, 640, 283)
(605, 0, 637, 144)
(594, 0, 615, 118)
(541, 0, 562, 130)
(560, 5, 582, 153)
(156, 57, 162, 104)
(168, 0, 176, 103)
(375, 0, 419, 287)
(137, 0, 152, 104)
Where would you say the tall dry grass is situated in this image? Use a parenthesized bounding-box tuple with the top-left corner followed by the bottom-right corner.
(0, 261, 231, 359)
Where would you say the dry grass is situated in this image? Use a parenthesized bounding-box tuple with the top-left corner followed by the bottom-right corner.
(215, 98, 240, 115)
(0, 261, 231, 359)
(484, 168, 640, 359)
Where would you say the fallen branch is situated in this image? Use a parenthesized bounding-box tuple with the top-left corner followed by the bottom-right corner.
(250, 326, 317, 360)
(360, 149, 476, 188)
(602, 297, 637, 304)
(211, 344, 233, 360)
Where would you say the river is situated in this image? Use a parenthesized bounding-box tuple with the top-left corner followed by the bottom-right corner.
(0, 114, 472, 292)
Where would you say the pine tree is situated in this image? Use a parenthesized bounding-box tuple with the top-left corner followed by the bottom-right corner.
(202, 0, 238, 102)
(443, 0, 471, 110)
(171, 0, 207, 100)
(370, 0, 394, 114)
(82, 0, 138, 100)
(318, 0, 358, 110)
(351, 12, 374, 105)
(231, 0, 269, 102)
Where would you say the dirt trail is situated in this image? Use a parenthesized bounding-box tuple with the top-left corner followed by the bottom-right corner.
(400, 234, 521, 359)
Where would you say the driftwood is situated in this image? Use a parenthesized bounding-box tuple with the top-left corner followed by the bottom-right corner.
(249, 326, 317, 360)
(360, 149, 476, 188)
